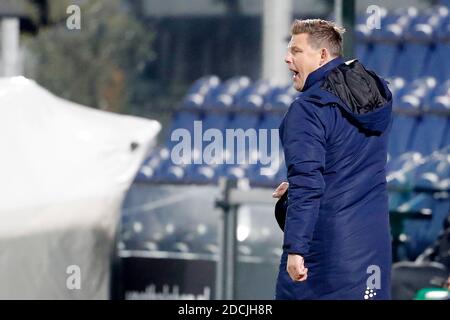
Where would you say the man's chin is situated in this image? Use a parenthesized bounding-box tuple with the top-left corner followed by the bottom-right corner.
(293, 81, 303, 92)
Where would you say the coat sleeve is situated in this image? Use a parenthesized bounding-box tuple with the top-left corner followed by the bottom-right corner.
(281, 99, 327, 256)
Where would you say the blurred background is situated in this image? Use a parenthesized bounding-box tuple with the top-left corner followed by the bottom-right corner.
(0, 0, 449, 300)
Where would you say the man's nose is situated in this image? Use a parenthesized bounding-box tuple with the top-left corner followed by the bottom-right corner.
(284, 53, 292, 65)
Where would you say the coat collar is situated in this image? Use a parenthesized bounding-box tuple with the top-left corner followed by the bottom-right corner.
(301, 56, 346, 92)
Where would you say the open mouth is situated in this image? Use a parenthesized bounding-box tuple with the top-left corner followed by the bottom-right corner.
(291, 70, 299, 79)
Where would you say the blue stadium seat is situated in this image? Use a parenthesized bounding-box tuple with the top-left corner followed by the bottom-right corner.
(186, 75, 220, 96)
(429, 81, 450, 150)
(203, 76, 251, 109)
(354, 13, 381, 64)
(408, 80, 448, 156)
(136, 147, 170, 182)
(422, 43, 450, 81)
(441, 119, 450, 150)
(171, 110, 200, 130)
(388, 95, 421, 159)
(432, 5, 450, 39)
(400, 192, 450, 260)
(244, 113, 284, 187)
(404, 6, 448, 40)
(393, 42, 433, 80)
(154, 161, 187, 183)
(234, 80, 274, 110)
(387, 78, 437, 157)
(409, 113, 447, 157)
(215, 113, 261, 178)
(366, 42, 400, 78)
(370, 7, 417, 41)
(429, 80, 450, 114)
(397, 77, 436, 110)
(265, 84, 299, 110)
(181, 75, 220, 108)
(186, 164, 218, 184)
(365, 22, 405, 77)
(387, 152, 424, 191)
(413, 150, 450, 190)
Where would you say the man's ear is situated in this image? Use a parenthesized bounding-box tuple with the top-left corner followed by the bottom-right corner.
(319, 48, 329, 66)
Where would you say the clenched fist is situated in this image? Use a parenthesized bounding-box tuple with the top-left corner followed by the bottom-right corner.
(287, 254, 308, 282)
(272, 182, 289, 199)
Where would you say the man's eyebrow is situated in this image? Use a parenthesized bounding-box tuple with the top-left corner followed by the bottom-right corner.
(288, 45, 302, 50)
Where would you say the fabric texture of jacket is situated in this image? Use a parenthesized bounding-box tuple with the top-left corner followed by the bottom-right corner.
(275, 56, 393, 300)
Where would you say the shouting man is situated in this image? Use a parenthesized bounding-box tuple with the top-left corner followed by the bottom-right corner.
(273, 19, 393, 300)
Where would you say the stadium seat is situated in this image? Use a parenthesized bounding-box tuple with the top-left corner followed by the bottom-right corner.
(409, 108, 448, 156)
(394, 43, 433, 80)
(400, 192, 450, 260)
(181, 75, 220, 108)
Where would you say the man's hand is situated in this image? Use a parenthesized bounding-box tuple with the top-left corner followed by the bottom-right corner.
(275, 183, 308, 281)
(287, 254, 308, 282)
(272, 182, 289, 199)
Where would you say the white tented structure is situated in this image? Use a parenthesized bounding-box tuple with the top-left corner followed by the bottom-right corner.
(0, 77, 161, 299)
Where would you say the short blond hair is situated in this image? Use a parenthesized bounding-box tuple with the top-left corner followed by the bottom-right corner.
(291, 19, 345, 57)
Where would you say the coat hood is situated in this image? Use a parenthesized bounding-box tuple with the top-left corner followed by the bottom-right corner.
(322, 60, 392, 134)
(304, 59, 393, 134)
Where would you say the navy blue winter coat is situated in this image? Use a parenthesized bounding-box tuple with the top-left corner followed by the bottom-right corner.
(275, 57, 393, 300)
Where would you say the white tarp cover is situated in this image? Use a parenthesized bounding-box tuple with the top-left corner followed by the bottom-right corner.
(0, 77, 161, 299)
